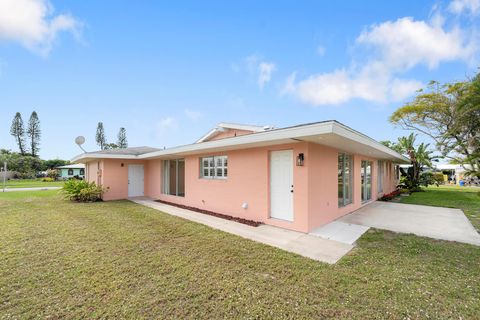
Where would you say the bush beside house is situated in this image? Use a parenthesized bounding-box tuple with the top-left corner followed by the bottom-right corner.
(62, 180, 105, 202)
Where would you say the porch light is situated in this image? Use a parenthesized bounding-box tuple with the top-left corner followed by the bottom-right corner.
(296, 153, 305, 166)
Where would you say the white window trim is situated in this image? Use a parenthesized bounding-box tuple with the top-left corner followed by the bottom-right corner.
(162, 159, 185, 197)
(338, 153, 353, 207)
(200, 155, 228, 179)
(378, 160, 384, 193)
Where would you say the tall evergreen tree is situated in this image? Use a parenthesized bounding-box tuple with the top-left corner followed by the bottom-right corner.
(27, 111, 41, 157)
(10, 112, 27, 155)
(117, 127, 128, 148)
(95, 122, 107, 150)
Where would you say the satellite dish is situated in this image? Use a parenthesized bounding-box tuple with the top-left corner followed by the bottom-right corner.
(75, 136, 87, 152)
(75, 136, 85, 145)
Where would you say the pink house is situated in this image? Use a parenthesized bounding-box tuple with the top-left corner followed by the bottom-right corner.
(72, 121, 408, 233)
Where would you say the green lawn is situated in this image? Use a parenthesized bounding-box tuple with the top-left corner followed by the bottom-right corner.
(2, 178, 64, 189)
(0, 191, 479, 318)
(399, 185, 480, 231)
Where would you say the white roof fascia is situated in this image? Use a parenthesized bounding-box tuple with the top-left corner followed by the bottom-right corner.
(71, 153, 138, 163)
(331, 123, 410, 163)
(142, 121, 335, 159)
(217, 122, 267, 132)
(195, 122, 267, 143)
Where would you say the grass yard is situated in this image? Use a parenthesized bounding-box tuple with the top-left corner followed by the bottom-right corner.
(399, 185, 480, 231)
(1, 191, 479, 319)
(3, 178, 64, 189)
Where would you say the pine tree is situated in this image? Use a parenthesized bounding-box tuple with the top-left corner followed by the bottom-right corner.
(117, 127, 128, 148)
(27, 111, 41, 157)
(95, 122, 106, 150)
(10, 112, 27, 155)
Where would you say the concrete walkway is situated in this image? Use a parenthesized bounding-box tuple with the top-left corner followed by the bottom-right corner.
(130, 198, 354, 264)
(2, 187, 61, 192)
(339, 201, 480, 246)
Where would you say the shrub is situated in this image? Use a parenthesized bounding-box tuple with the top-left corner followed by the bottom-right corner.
(46, 169, 59, 180)
(62, 179, 104, 202)
(42, 177, 54, 182)
(433, 172, 445, 185)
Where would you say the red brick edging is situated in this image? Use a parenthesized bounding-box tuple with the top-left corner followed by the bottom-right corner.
(154, 199, 262, 227)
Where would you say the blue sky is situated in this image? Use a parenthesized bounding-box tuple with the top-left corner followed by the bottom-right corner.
(0, 0, 478, 159)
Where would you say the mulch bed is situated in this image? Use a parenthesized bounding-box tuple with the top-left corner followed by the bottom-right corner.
(154, 199, 262, 227)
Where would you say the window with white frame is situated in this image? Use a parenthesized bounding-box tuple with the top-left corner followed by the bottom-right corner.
(338, 153, 353, 207)
(377, 160, 384, 193)
(201, 156, 228, 179)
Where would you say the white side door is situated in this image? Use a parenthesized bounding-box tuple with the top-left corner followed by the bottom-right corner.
(269, 150, 294, 221)
(128, 164, 144, 197)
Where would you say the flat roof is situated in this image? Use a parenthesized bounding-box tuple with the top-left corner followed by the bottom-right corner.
(57, 163, 85, 169)
(72, 121, 409, 163)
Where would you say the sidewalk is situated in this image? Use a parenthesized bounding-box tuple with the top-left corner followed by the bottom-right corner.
(1, 187, 61, 192)
(130, 197, 354, 264)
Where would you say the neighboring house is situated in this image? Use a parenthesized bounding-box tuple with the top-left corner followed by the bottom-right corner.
(434, 164, 473, 185)
(72, 121, 408, 233)
(57, 164, 86, 180)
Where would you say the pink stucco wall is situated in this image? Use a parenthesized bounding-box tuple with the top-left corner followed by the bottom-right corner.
(306, 143, 396, 231)
(147, 142, 310, 232)
(208, 129, 256, 141)
(86, 159, 148, 201)
(85, 141, 399, 232)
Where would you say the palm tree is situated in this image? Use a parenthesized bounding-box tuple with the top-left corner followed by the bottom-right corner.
(395, 133, 435, 191)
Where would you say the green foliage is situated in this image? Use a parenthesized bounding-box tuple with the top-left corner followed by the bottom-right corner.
(10, 112, 27, 155)
(433, 172, 445, 184)
(0, 150, 42, 178)
(117, 127, 128, 148)
(96, 122, 106, 150)
(419, 172, 439, 187)
(390, 75, 480, 178)
(42, 177, 54, 182)
(26, 111, 41, 157)
(104, 143, 119, 149)
(62, 179, 104, 202)
(41, 159, 70, 170)
(46, 169, 59, 180)
(391, 133, 436, 192)
(0, 150, 69, 177)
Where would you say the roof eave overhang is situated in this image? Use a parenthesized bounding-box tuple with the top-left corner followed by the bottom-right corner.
(71, 153, 138, 163)
(71, 121, 409, 164)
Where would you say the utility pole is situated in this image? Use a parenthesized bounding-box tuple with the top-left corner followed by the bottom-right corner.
(2, 161, 6, 192)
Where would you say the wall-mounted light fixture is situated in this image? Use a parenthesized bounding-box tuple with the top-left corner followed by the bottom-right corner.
(296, 153, 305, 166)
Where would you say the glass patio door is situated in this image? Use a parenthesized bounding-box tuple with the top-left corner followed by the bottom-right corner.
(361, 160, 372, 202)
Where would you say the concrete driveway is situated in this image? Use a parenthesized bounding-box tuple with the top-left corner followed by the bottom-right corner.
(339, 201, 480, 246)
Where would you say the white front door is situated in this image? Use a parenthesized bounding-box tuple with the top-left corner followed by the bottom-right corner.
(128, 164, 144, 197)
(270, 150, 294, 221)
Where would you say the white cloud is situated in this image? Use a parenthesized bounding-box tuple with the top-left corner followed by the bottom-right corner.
(285, 13, 477, 106)
(0, 0, 81, 56)
(258, 62, 276, 88)
(284, 69, 423, 106)
(449, 0, 480, 15)
(241, 54, 276, 88)
(155, 117, 177, 140)
(356, 17, 476, 70)
(316, 45, 326, 57)
(184, 109, 203, 121)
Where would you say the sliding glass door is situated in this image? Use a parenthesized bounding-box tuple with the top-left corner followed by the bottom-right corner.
(162, 159, 185, 197)
(361, 160, 372, 202)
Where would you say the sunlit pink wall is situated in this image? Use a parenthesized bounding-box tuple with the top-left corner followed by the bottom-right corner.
(306, 143, 398, 231)
(89, 141, 400, 232)
(147, 142, 310, 232)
